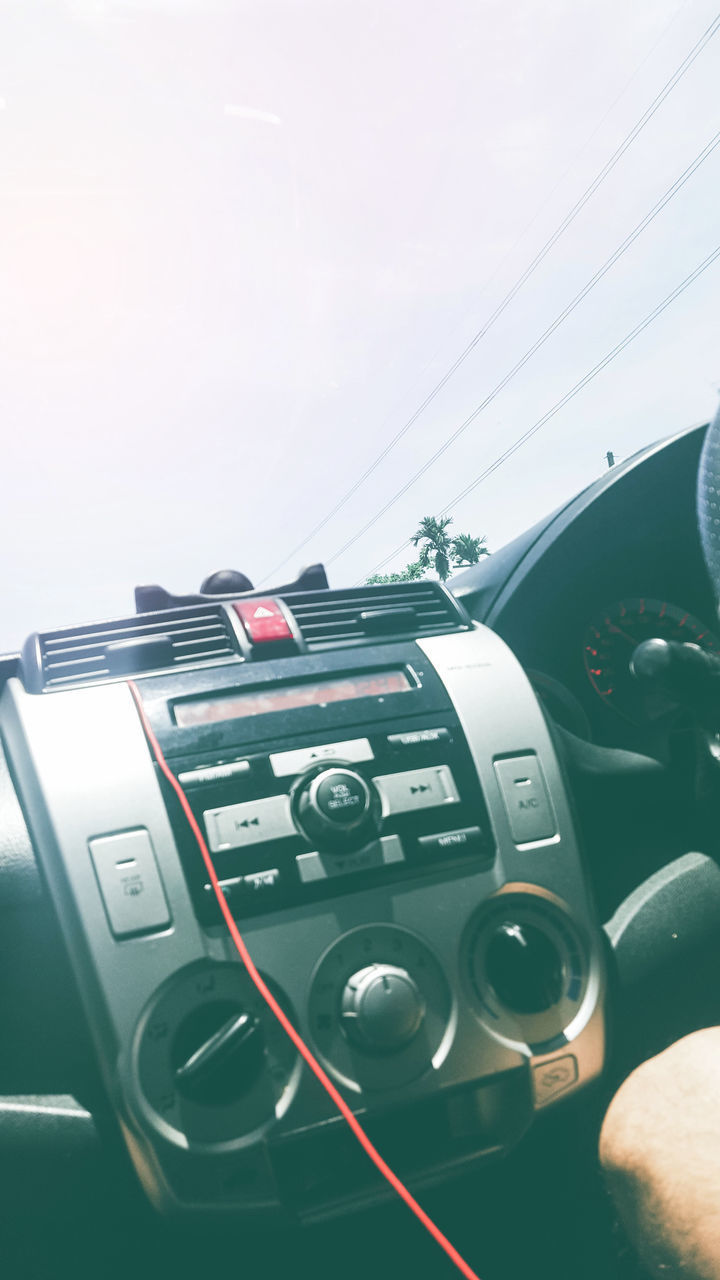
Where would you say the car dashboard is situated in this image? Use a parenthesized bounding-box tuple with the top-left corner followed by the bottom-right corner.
(0, 420, 717, 1280)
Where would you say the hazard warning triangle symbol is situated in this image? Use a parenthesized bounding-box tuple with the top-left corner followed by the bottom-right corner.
(253, 606, 274, 618)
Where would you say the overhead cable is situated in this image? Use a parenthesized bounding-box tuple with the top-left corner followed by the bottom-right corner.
(260, 10, 720, 584)
(318, 127, 720, 567)
(359, 242, 720, 582)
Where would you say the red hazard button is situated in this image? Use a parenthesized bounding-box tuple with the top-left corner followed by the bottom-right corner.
(233, 598, 294, 643)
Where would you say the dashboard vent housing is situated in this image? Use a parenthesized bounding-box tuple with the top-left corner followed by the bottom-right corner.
(281, 581, 470, 651)
(25, 606, 238, 692)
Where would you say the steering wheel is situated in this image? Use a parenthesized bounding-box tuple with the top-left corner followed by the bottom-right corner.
(698, 401, 720, 599)
(597, 400, 720, 1065)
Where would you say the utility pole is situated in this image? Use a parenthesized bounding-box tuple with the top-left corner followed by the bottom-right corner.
(605, 451, 615, 469)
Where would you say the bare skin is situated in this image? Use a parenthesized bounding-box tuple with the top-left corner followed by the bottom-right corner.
(599, 1028, 720, 1278)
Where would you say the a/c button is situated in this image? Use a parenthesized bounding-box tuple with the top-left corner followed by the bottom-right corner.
(494, 755, 556, 844)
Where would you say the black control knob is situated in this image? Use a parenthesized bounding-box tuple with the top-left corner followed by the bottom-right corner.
(484, 921, 564, 1014)
(294, 767, 380, 851)
(200, 569, 254, 595)
(340, 964, 425, 1052)
(171, 1001, 265, 1105)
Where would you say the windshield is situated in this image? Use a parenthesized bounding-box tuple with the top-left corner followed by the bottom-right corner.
(1, 0, 718, 650)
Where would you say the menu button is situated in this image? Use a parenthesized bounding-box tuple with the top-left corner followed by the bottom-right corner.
(417, 826, 486, 859)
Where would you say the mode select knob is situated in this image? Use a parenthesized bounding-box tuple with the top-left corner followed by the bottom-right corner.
(340, 964, 426, 1052)
(484, 921, 564, 1015)
(294, 767, 380, 850)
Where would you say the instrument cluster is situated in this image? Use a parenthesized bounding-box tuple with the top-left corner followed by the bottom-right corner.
(582, 597, 720, 723)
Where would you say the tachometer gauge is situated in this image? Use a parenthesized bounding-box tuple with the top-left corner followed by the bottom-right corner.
(583, 598, 720, 722)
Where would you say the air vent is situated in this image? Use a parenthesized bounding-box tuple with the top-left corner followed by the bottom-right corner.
(281, 582, 470, 651)
(27, 606, 238, 691)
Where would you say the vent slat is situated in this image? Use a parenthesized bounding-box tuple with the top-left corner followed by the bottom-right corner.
(171, 649, 235, 663)
(42, 617, 226, 649)
(45, 668, 112, 686)
(42, 626, 227, 660)
(172, 637, 230, 651)
(44, 655, 109, 672)
(290, 595, 437, 616)
(297, 608, 449, 635)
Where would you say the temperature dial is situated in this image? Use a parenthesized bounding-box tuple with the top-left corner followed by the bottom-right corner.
(466, 895, 588, 1051)
(484, 922, 564, 1014)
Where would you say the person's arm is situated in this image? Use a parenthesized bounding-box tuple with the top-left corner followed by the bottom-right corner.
(599, 1028, 720, 1279)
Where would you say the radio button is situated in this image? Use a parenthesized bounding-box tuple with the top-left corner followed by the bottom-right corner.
(374, 765, 460, 816)
(270, 738, 373, 778)
(178, 761, 251, 787)
(386, 728, 452, 749)
(242, 867, 282, 894)
(203, 875, 243, 900)
(417, 826, 487, 858)
(296, 834, 404, 883)
(203, 795, 296, 853)
(203, 868, 283, 903)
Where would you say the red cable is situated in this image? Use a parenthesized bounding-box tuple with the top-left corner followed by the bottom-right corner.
(127, 680, 482, 1280)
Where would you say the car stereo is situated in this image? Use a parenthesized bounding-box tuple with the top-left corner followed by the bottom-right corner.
(0, 579, 606, 1219)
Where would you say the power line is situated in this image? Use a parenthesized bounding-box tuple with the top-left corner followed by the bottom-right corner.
(360, 242, 720, 582)
(475, 0, 693, 268)
(260, 10, 720, 584)
(322, 126, 720, 567)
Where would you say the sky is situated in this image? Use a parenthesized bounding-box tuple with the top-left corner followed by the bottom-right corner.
(0, 0, 718, 650)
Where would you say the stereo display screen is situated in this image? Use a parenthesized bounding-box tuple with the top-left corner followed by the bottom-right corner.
(174, 669, 413, 727)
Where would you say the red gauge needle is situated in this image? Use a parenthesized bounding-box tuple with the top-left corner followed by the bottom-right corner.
(607, 623, 642, 646)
